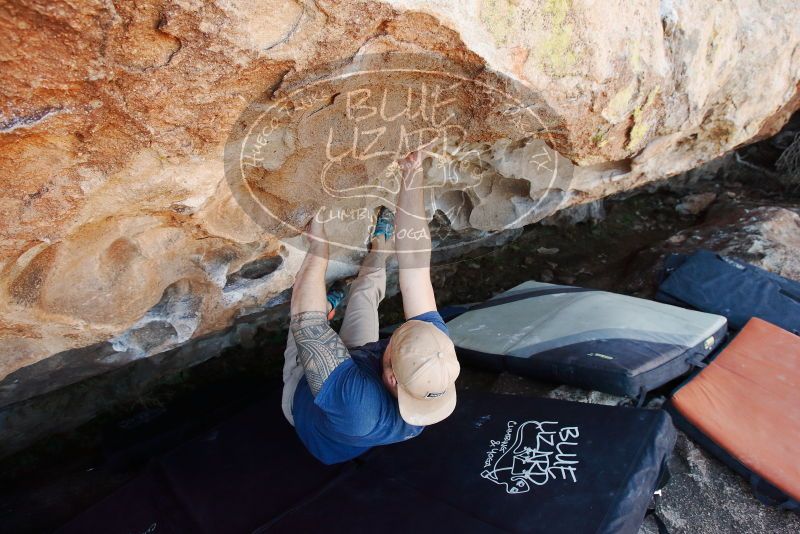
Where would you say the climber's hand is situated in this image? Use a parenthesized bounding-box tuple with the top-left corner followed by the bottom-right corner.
(304, 208, 329, 255)
(398, 149, 428, 191)
(308, 211, 327, 238)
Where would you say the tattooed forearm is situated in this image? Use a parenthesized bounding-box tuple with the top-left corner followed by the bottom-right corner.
(290, 311, 350, 396)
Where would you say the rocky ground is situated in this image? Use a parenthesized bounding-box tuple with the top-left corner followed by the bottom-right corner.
(1, 145, 799, 532)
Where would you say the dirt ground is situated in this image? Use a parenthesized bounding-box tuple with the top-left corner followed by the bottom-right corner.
(1, 156, 799, 532)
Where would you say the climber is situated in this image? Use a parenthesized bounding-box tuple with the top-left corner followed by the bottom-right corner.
(280, 150, 460, 465)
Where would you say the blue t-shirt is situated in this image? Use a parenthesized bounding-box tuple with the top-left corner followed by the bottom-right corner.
(292, 311, 448, 464)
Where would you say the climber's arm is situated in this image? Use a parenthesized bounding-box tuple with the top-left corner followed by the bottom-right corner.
(396, 151, 437, 319)
(290, 217, 329, 318)
(290, 217, 350, 396)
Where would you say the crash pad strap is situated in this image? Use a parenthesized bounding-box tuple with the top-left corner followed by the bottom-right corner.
(468, 287, 595, 312)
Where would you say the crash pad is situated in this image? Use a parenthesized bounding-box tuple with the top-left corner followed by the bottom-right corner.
(60, 389, 676, 533)
(58, 391, 345, 534)
(447, 281, 727, 397)
(657, 250, 800, 333)
(667, 318, 800, 508)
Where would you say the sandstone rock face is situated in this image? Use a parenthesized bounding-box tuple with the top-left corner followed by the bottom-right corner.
(1, 0, 799, 403)
(624, 203, 800, 298)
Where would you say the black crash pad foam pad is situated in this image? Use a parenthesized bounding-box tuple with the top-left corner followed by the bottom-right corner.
(58, 391, 344, 534)
(154, 396, 343, 532)
(57, 466, 196, 534)
(268, 393, 676, 534)
(59, 391, 675, 534)
(259, 467, 506, 533)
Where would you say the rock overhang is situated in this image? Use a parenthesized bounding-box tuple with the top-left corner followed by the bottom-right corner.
(1, 0, 799, 405)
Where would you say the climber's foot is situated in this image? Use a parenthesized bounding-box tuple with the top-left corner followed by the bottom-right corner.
(372, 206, 394, 244)
(326, 281, 346, 321)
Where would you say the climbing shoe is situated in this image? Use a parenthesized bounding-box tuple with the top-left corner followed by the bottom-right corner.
(372, 206, 395, 242)
(326, 282, 346, 321)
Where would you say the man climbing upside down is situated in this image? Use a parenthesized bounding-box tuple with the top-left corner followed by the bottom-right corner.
(281, 150, 460, 465)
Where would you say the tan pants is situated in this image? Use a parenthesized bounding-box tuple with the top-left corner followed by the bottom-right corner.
(281, 266, 386, 425)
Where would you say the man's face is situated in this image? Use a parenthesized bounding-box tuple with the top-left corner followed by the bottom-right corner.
(381, 346, 399, 398)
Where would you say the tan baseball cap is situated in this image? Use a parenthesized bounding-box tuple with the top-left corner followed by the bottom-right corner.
(387, 320, 460, 426)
